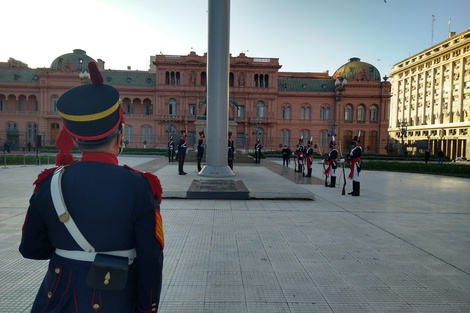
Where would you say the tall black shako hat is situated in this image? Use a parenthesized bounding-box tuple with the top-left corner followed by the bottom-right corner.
(55, 61, 124, 165)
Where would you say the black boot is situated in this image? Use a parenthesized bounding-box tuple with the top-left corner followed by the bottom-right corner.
(348, 182, 356, 195)
(329, 176, 336, 188)
(352, 182, 360, 196)
(307, 169, 311, 177)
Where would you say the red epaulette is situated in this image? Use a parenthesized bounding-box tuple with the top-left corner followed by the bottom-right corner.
(32, 167, 58, 192)
(124, 165, 163, 204)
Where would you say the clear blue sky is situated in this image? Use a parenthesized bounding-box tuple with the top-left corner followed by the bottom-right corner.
(2, 0, 469, 78)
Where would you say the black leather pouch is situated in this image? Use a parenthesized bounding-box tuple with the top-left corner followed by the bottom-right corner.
(86, 253, 129, 291)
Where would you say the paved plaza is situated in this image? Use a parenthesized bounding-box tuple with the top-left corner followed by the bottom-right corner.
(1, 155, 469, 312)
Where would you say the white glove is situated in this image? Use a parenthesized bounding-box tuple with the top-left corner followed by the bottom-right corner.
(339, 158, 345, 163)
(320, 160, 325, 164)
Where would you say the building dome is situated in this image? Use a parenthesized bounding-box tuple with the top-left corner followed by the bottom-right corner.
(50, 49, 95, 72)
(333, 57, 381, 82)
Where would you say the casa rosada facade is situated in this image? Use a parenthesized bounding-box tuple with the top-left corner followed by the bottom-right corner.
(0, 49, 391, 154)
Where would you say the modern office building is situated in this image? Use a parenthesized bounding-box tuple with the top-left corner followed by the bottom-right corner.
(389, 27, 470, 160)
(0, 49, 391, 154)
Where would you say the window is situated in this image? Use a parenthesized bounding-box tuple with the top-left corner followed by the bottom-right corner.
(17, 100, 23, 112)
(125, 103, 134, 114)
(357, 105, 365, 122)
(0, 99, 4, 111)
(236, 132, 245, 147)
(189, 104, 196, 116)
(370, 105, 378, 122)
(254, 74, 269, 88)
(27, 123, 37, 141)
(141, 126, 152, 144)
(320, 130, 328, 147)
(256, 101, 265, 118)
(301, 106, 311, 120)
(281, 106, 291, 119)
(345, 105, 352, 122)
(52, 97, 59, 112)
(125, 125, 133, 144)
(280, 129, 291, 146)
(168, 98, 177, 115)
(165, 71, 181, 85)
(320, 107, 331, 120)
(300, 130, 310, 141)
(237, 105, 245, 118)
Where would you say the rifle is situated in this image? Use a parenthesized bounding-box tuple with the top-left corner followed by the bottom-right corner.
(339, 137, 346, 195)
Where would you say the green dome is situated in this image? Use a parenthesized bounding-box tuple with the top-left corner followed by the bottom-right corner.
(333, 57, 381, 82)
(50, 49, 95, 72)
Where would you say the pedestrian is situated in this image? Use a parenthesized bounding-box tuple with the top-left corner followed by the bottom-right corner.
(18, 61, 164, 313)
(322, 140, 339, 187)
(197, 130, 205, 172)
(437, 150, 444, 164)
(167, 136, 176, 162)
(340, 135, 362, 196)
(281, 145, 290, 166)
(228, 131, 235, 170)
(254, 138, 262, 164)
(177, 129, 187, 175)
(425, 149, 430, 163)
(304, 140, 314, 177)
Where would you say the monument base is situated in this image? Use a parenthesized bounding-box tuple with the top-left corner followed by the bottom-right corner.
(187, 179, 249, 200)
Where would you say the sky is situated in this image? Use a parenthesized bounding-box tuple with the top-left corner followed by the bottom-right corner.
(1, 0, 469, 78)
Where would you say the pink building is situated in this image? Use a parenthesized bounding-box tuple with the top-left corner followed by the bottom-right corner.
(0, 49, 391, 154)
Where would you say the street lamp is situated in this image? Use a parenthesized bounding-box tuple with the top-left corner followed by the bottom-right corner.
(399, 120, 408, 154)
(79, 71, 90, 84)
(334, 77, 347, 151)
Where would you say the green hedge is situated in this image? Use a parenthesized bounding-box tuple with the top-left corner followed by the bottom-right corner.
(361, 161, 470, 178)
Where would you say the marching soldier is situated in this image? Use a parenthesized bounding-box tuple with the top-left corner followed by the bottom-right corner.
(19, 61, 164, 313)
(254, 138, 262, 164)
(322, 140, 339, 187)
(177, 129, 187, 175)
(340, 135, 362, 196)
(196, 130, 205, 172)
(228, 131, 235, 170)
(167, 135, 176, 162)
(304, 140, 314, 177)
(295, 138, 304, 173)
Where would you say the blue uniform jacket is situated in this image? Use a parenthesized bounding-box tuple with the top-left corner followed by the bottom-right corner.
(19, 154, 164, 313)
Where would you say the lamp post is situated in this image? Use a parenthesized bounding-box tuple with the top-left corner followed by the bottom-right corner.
(334, 77, 347, 152)
(327, 119, 337, 146)
(399, 120, 408, 154)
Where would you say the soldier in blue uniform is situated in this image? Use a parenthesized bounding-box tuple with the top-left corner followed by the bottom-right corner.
(254, 138, 262, 164)
(19, 61, 164, 313)
(177, 129, 187, 175)
(228, 131, 235, 170)
(167, 136, 176, 162)
(196, 130, 205, 172)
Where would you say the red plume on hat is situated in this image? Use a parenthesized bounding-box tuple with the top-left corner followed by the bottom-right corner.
(55, 127, 75, 166)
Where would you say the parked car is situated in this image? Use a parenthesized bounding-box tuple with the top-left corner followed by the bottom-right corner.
(453, 157, 468, 162)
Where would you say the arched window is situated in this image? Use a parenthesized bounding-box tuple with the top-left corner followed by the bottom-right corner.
(325, 107, 330, 120)
(168, 98, 177, 115)
(300, 130, 310, 141)
(357, 105, 365, 122)
(370, 105, 378, 122)
(256, 101, 265, 118)
(320, 130, 328, 147)
(281, 106, 291, 119)
(200, 72, 207, 86)
(344, 105, 353, 122)
(305, 107, 311, 120)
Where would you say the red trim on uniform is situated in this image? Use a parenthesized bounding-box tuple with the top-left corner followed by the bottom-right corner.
(33, 167, 57, 192)
(81, 152, 118, 165)
(324, 159, 336, 176)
